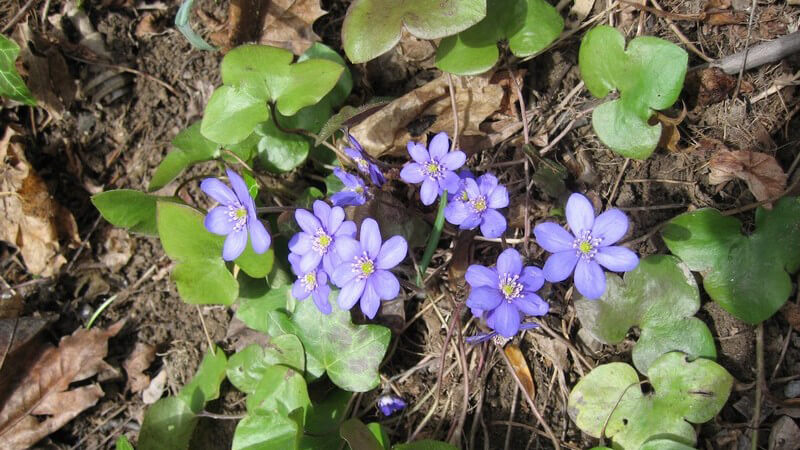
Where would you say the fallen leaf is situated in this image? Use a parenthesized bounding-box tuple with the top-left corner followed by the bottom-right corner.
(214, 0, 326, 55)
(123, 342, 156, 394)
(0, 321, 123, 449)
(135, 13, 166, 37)
(532, 334, 569, 372)
(656, 107, 687, 152)
(504, 344, 535, 401)
(100, 228, 134, 272)
(567, 0, 596, 28)
(0, 128, 79, 276)
(705, 10, 747, 25)
(351, 73, 508, 158)
(142, 369, 167, 405)
(0, 315, 54, 359)
(709, 149, 788, 205)
(769, 416, 800, 450)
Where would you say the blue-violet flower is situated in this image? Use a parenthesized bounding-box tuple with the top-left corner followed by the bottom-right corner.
(444, 173, 508, 238)
(377, 394, 407, 416)
(332, 218, 408, 319)
(201, 168, 270, 261)
(289, 200, 356, 275)
(289, 253, 333, 315)
(345, 134, 385, 187)
(448, 169, 475, 203)
(533, 192, 639, 300)
(330, 168, 368, 207)
(466, 322, 539, 344)
(399, 132, 466, 205)
(465, 248, 549, 338)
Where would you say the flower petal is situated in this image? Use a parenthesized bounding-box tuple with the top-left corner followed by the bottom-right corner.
(226, 169, 251, 204)
(372, 270, 400, 300)
(595, 246, 639, 272)
(334, 220, 356, 239)
(428, 132, 450, 160)
(360, 279, 381, 319)
(332, 262, 357, 287)
(322, 250, 343, 276)
(299, 251, 322, 273)
(377, 236, 407, 269)
(520, 266, 545, 292)
(533, 222, 574, 253)
(204, 206, 234, 235)
(331, 191, 364, 207)
(360, 218, 382, 259)
(327, 205, 345, 233)
(488, 302, 520, 338)
(592, 208, 629, 245)
(312, 200, 331, 228)
(465, 265, 498, 288)
(248, 219, 270, 254)
(478, 173, 498, 194)
(337, 278, 366, 311)
(460, 213, 482, 230)
(420, 178, 438, 205)
(407, 141, 429, 163)
(348, 134, 363, 152)
(479, 209, 506, 239)
(515, 293, 549, 316)
(445, 200, 470, 226)
(400, 163, 425, 184)
(542, 251, 578, 282)
(312, 284, 332, 315)
(440, 171, 461, 193)
(496, 248, 522, 276)
(369, 165, 386, 187)
(440, 150, 466, 171)
(487, 184, 509, 209)
(464, 178, 480, 198)
(295, 209, 321, 234)
(335, 236, 360, 262)
(289, 232, 312, 254)
(466, 286, 503, 311)
(574, 259, 606, 300)
(292, 278, 311, 300)
(334, 168, 360, 189)
(200, 178, 237, 205)
(566, 193, 595, 234)
(222, 229, 248, 261)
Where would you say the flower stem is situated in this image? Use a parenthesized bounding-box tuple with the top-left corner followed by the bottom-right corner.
(417, 191, 447, 286)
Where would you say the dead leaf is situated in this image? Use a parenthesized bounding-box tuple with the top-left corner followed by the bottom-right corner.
(0, 321, 122, 449)
(709, 149, 787, 205)
(135, 13, 166, 37)
(532, 334, 569, 372)
(100, 228, 134, 272)
(705, 10, 747, 25)
(655, 107, 687, 152)
(214, 0, 326, 55)
(142, 369, 167, 405)
(504, 344, 535, 401)
(0, 294, 23, 319)
(567, 0, 596, 28)
(769, 416, 800, 450)
(0, 128, 80, 276)
(351, 74, 508, 158)
(123, 342, 156, 394)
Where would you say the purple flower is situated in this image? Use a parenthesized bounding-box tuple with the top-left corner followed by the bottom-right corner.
(399, 132, 466, 205)
(465, 248, 549, 338)
(448, 169, 475, 202)
(201, 169, 270, 261)
(466, 322, 539, 344)
(533, 193, 639, 300)
(330, 168, 368, 207)
(332, 218, 408, 319)
(345, 135, 385, 187)
(377, 394, 407, 416)
(289, 200, 356, 275)
(444, 173, 508, 238)
(289, 253, 333, 315)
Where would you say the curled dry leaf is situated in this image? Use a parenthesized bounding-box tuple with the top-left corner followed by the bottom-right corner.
(123, 342, 156, 394)
(709, 148, 787, 206)
(0, 128, 79, 276)
(0, 321, 123, 449)
(142, 369, 168, 405)
(351, 73, 508, 158)
(655, 107, 687, 153)
(504, 344, 535, 401)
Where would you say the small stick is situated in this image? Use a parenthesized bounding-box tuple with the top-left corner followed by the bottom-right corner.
(1, 0, 36, 33)
(196, 305, 215, 352)
(734, 0, 758, 98)
(504, 385, 520, 450)
(751, 322, 764, 450)
(66, 54, 180, 96)
(447, 73, 460, 150)
(606, 158, 630, 205)
(705, 31, 800, 75)
(650, 0, 713, 63)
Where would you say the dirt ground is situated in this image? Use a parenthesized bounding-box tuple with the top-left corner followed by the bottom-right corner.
(1, 0, 800, 449)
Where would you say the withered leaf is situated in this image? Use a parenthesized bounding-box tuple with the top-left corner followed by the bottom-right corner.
(504, 344, 535, 401)
(709, 149, 787, 205)
(0, 321, 123, 449)
(123, 342, 156, 394)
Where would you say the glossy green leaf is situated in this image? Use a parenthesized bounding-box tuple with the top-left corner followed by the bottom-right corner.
(226, 335, 305, 394)
(662, 197, 800, 324)
(235, 283, 298, 341)
(0, 34, 36, 105)
(246, 365, 311, 417)
(342, 0, 487, 63)
(235, 246, 275, 279)
(568, 352, 732, 450)
(392, 441, 459, 450)
(340, 419, 383, 450)
(115, 436, 134, 450)
(149, 122, 220, 191)
(232, 412, 300, 450)
(138, 397, 197, 450)
(641, 440, 697, 450)
(305, 389, 352, 435)
(367, 423, 391, 449)
(201, 84, 269, 145)
(297, 43, 352, 112)
(578, 26, 687, 159)
(157, 202, 238, 305)
(255, 119, 310, 173)
(92, 190, 177, 236)
(178, 346, 228, 410)
(436, 0, 563, 75)
(575, 255, 716, 373)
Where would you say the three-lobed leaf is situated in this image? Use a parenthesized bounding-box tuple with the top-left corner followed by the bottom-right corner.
(662, 196, 800, 324)
(436, 0, 564, 75)
(226, 335, 305, 394)
(578, 26, 687, 159)
(93, 190, 179, 236)
(232, 412, 301, 450)
(0, 34, 36, 105)
(575, 255, 716, 374)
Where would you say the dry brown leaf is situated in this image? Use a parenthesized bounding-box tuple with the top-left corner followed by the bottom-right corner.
(532, 334, 569, 372)
(142, 369, 167, 405)
(705, 10, 747, 25)
(123, 342, 156, 394)
(215, 0, 326, 55)
(351, 74, 507, 158)
(504, 344, 535, 401)
(655, 107, 687, 152)
(709, 149, 788, 205)
(0, 321, 122, 449)
(769, 416, 800, 450)
(0, 128, 79, 276)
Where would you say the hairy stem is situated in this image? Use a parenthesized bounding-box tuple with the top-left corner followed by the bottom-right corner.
(417, 191, 448, 286)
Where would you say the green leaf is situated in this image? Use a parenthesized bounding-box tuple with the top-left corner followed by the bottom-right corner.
(115, 436, 134, 450)
(255, 119, 310, 173)
(641, 440, 697, 450)
(662, 197, 800, 324)
(297, 43, 352, 111)
(232, 412, 301, 450)
(226, 335, 306, 394)
(0, 34, 36, 105)
(436, 0, 563, 75)
(178, 346, 227, 410)
(235, 282, 298, 339)
(201, 84, 269, 145)
(175, 0, 217, 51)
(342, 0, 487, 63)
(305, 389, 352, 435)
(93, 190, 177, 236)
(246, 365, 311, 416)
(392, 441, 459, 450)
(289, 296, 391, 392)
(578, 26, 687, 159)
(149, 122, 220, 191)
(568, 352, 732, 450)
(367, 423, 391, 449)
(340, 419, 383, 450)
(157, 202, 238, 305)
(235, 246, 275, 279)
(575, 255, 716, 374)
(138, 397, 198, 450)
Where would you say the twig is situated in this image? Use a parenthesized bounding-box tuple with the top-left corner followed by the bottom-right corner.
(703, 31, 800, 75)
(196, 305, 215, 352)
(650, 0, 713, 63)
(66, 54, 180, 96)
(447, 73, 460, 150)
(197, 411, 246, 420)
(1, 0, 36, 33)
(504, 385, 519, 450)
(734, 0, 758, 98)
(752, 322, 764, 450)
(606, 158, 630, 205)
(223, 149, 255, 174)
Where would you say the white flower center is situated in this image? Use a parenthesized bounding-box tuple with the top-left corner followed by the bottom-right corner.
(498, 273, 523, 302)
(351, 252, 375, 280)
(423, 160, 444, 180)
(572, 230, 602, 261)
(227, 203, 248, 232)
(312, 228, 333, 254)
(471, 195, 487, 213)
(301, 271, 318, 292)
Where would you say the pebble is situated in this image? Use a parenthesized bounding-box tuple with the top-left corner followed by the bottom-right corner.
(784, 380, 800, 399)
